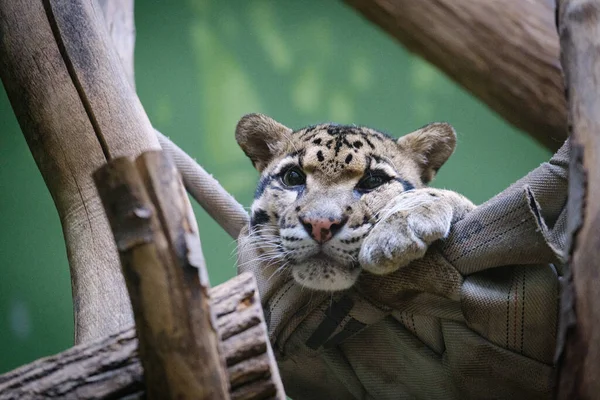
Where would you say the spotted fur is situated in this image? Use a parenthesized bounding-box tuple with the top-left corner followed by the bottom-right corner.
(236, 114, 475, 291)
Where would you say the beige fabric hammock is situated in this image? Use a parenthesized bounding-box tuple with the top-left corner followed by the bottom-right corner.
(162, 129, 568, 399)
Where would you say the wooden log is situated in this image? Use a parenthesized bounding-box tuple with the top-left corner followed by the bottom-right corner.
(555, 1, 600, 398)
(0, 0, 160, 343)
(0, 273, 284, 400)
(0, 329, 143, 400)
(93, 152, 229, 399)
(344, 0, 566, 151)
(211, 273, 285, 400)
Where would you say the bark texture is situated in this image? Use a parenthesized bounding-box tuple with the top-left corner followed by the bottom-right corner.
(556, 0, 600, 398)
(0, 329, 143, 400)
(344, 0, 567, 150)
(212, 273, 286, 400)
(0, 0, 161, 343)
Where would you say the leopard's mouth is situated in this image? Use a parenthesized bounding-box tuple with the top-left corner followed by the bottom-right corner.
(291, 253, 361, 291)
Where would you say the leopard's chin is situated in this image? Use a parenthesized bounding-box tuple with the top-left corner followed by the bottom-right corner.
(291, 254, 360, 291)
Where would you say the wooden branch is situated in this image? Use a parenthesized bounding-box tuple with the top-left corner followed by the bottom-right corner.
(344, 0, 566, 151)
(556, 0, 600, 398)
(0, 273, 284, 400)
(94, 152, 229, 399)
(0, 0, 161, 343)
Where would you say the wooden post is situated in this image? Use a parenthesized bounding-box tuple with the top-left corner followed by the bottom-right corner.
(94, 152, 230, 399)
(556, 0, 600, 398)
(344, 0, 566, 150)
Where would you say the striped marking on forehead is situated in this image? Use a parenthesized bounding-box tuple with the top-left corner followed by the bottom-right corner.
(291, 125, 395, 174)
(294, 124, 393, 155)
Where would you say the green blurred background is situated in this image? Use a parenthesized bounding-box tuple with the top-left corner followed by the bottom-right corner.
(0, 0, 551, 373)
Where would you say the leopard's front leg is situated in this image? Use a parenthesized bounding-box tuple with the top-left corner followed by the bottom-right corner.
(359, 188, 475, 275)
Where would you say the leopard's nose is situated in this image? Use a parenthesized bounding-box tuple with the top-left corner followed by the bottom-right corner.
(299, 215, 346, 243)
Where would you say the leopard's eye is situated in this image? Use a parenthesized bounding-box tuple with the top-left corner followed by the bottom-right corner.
(282, 167, 306, 187)
(356, 173, 390, 192)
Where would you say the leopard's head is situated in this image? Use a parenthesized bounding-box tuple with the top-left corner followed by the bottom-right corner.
(236, 114, 456, 291)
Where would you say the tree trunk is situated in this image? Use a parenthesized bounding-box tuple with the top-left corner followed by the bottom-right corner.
(0, 0, 162, 343)
(344, 0, 566, 151)
(555, 0, 600, 398)
(97, 0, 136, 89)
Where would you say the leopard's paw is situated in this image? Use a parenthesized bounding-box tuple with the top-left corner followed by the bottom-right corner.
(359, 200, 453, 275)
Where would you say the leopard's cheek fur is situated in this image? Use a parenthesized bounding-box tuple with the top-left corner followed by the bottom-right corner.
(247, 186, 296, 261)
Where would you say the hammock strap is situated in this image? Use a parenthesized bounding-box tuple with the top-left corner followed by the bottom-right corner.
(156, 130, 249, 239)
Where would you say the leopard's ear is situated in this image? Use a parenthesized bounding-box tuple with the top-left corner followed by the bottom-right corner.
(397, 122, 457, 184)
(236, 113, 293, 172)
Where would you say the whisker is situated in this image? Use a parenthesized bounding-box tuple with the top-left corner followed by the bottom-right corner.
(266, 261, 292, 283)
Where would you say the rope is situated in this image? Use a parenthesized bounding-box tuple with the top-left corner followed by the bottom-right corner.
(156, 130, 249, 239)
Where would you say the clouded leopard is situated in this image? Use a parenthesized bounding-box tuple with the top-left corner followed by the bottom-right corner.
(236, 114, 474, 291)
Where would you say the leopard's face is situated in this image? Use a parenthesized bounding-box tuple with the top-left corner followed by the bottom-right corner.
(236, 114, 456, 291)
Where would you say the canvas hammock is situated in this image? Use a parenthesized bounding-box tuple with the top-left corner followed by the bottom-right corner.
(159, 129, 569, 399)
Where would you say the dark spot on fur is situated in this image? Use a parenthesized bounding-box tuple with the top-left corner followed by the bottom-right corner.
(345, 154, 353, 164)
(346, 206, 352, 212)
(297, 126, 316, 137)
(369, 153, 383, 163)
(317, 150, 324, 162)
(429, 192, 438, 197)
(394, 177, 415, 191)
(334, 138, 343, 155)
(327, 126, 342, 135)
(289, 149, 306, 158)
(295, 206, 301, 212)
(304, 133, 318, 143)
(251, 209, 270, 227)
(313, 138, 322, 145)
(254, 175, 273, 199)
(326, 140, 333, 149)
(353, 141, 363, 149)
